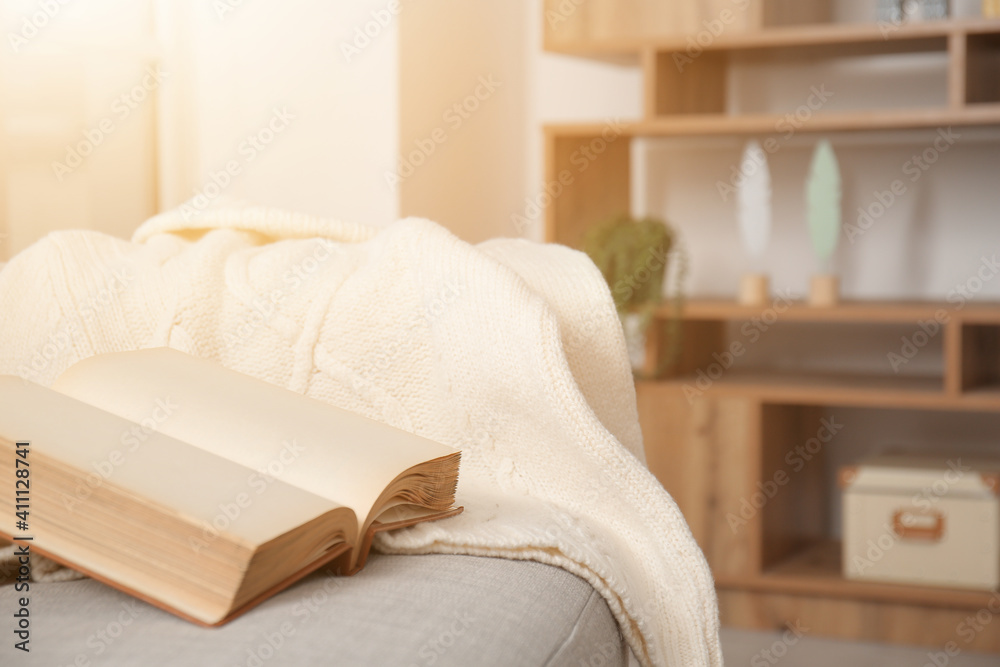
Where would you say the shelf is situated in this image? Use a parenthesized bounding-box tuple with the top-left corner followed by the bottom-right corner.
(546, 104, 1000, 138)
(549, 4, 1000, 650)
(546, 17, 1000, 56)
(646, 373, 1000, 411)
(716, 540, 999, 609)
(642, 372, 970, 410)
(659, 299, 1000, 324)
(632, 300, 1000, 409)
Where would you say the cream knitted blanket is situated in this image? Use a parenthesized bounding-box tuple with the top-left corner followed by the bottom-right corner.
(0, 206, 720, 666)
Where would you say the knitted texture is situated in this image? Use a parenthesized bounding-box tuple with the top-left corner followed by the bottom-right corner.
(0, 206, 721, 667)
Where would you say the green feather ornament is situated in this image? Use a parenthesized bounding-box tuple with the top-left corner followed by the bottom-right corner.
(805, 139, 842, 271)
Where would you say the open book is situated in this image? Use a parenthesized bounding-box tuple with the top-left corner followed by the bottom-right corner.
(0, 349, 461, 626)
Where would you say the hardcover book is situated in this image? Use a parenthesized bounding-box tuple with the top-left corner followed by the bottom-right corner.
(0, 348, 461, 626)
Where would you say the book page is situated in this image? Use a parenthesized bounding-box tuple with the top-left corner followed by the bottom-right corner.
(51, 348, 457, 531)
(0, 377, 344, 550)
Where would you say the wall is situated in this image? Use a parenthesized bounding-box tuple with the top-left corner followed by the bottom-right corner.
(0, 0, 159, 259)
(0, 0, 401, 262)
(158, 0, 399, 226)
(398, 0, 641, 244)
(397, 0, 530, 243)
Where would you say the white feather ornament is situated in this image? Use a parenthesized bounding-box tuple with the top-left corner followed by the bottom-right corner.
(736, 140, 772, 265)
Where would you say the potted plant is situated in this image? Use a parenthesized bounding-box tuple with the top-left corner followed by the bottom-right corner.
(582, 214, 685, 376)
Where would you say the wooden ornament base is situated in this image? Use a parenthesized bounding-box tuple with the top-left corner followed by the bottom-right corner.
(809, 274, 840, 307)
(739, 274, 770, 306)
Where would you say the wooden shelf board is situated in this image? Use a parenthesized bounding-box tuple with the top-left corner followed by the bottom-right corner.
(657, 299, 1000, 324)
(648, 371, 950, 407)
(959, 310, 1000, 325)
(641, 373, 1000, 411)
(962, 385, 1000, 403)
(716, 540, 999, 609)
(545, 17, 1000, 56)
(545, 105, 1000, 138)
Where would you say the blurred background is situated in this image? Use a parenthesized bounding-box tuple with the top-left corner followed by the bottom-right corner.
(0, 0, 997, 302)
(0, 0, 633, 255)
(2, 2, 1000, 664)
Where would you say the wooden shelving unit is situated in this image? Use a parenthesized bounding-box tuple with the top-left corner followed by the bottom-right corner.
(543, 4, 1000, 653)
(635, 301, 1000, 652)
(643, 300, 1000, 411)
(719, 540, 1000, 608)
(544, 17, 1000, 245)
(546, 16, 1000, 55)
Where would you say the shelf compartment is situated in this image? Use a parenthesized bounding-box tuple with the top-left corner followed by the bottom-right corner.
(967, 31, 1000, 104)
(543, 0, 832, 54)
(542, 129, 630, 246)
(649, 37, 954, 119)
(758, 404, 830, 570)
(719, 540, 1000, 609)
(638, 300, 1000, 409)
(960, 323, 1000, 392)
(652, 315, 947, 392)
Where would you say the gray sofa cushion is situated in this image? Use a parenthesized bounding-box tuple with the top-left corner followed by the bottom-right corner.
(1, 553, 626, 666)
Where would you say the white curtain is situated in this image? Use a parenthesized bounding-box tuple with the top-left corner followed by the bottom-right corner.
(0, 0, 162, 260)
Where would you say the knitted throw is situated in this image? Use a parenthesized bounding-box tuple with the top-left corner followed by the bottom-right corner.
(0, 206, 721, 667)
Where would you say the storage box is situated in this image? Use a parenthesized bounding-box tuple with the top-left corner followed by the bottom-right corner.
(840, 454, 1000, 590)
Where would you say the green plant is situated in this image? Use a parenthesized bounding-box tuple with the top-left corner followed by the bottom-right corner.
(582, 214, 685, 375)
(582, 215, 672, 311)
